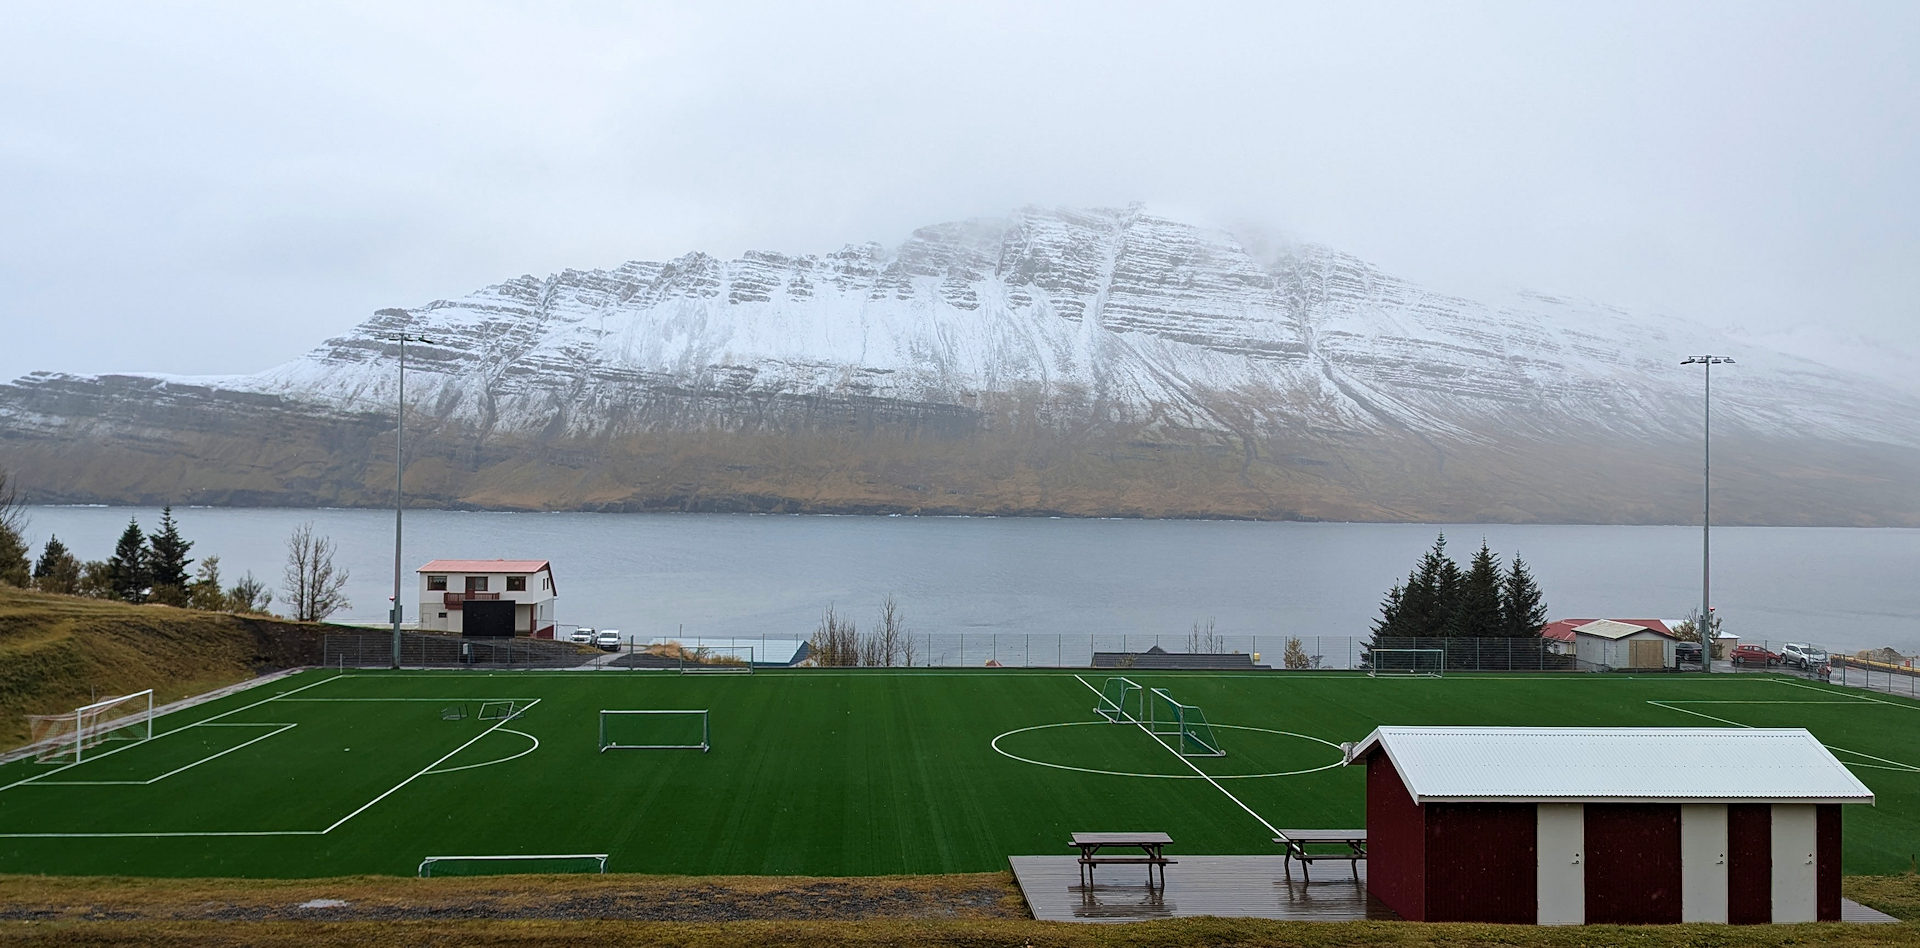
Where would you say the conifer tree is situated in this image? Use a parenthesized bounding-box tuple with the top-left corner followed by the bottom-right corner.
(1370, 582, 1406, 646)
(1501, 554, 1549, 638)
(188, 555, 226, 610)
(146, 506, 194, 593)
(1449, 540, 1504, 638)
(106, 518, 149, 603)
(1398, 534, 1460, 638)
(32, 535, 82, 595)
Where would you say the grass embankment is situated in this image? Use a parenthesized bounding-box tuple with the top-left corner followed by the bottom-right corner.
(0, 586, 328, 748)
(0, 872, 1917, 946)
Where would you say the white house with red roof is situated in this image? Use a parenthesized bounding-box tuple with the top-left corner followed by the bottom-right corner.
(417, 559, 558, 637)
(1542, 618, 1677, 669)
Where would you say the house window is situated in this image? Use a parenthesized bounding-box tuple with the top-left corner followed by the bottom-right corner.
(465, 576, 489, 593)
(438, 612, 447, 618)
(507, 576, 527, 591)
(427, 575, 448, 591)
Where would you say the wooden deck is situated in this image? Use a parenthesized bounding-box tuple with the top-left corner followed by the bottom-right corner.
(1009, 855, 1397, 923)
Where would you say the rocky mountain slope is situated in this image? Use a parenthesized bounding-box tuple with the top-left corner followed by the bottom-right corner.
(3, 205, 1916, 524)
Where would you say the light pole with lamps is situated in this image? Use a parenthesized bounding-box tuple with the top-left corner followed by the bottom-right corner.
(1681, 355, 1733, 672)
(386, 332, 433, 670)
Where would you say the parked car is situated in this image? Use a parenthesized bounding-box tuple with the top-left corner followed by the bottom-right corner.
(1675, 641, 1703, 665)
(568, 627, 596, 644)
(1730, 643, 1779, 667)
(1780, 642, 1829, 670)
(594, 629, 624, 651)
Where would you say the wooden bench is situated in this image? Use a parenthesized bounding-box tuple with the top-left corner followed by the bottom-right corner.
(1273, 829, 1367, 881)
(1070, 832, 1176, 888)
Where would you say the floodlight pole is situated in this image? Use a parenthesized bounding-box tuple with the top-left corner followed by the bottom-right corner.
(1682, 355, 1733, 673)
(388, 332, 433, 670)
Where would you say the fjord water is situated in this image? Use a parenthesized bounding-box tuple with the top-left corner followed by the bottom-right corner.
(24, 508, 1918, 661)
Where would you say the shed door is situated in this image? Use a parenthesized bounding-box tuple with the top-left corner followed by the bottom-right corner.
(1586, 804, 1682, 924)
(1537, 804, 1584, 924)
(1628, 639, 1664, 668)
(1772, 805, 1818, 922)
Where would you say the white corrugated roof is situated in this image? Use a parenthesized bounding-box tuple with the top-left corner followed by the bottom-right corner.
(1574, 619, 1661, 640)
(1347, 726, 1874, 804)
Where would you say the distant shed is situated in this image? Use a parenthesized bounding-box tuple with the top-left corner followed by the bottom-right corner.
(1348, 726, 1873, 924)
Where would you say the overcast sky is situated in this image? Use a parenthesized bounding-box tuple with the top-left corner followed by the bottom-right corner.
(2, 1, 1916, 384)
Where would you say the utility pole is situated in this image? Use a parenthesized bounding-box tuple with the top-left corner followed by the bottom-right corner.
(387, 332, 433, 669)
(1681, 355, 1733, 672)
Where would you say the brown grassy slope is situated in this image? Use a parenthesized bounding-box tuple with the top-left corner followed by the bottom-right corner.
(0, 586, 328, 749)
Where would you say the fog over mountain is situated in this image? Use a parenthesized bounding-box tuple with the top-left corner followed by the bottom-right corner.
(2, 205, 1915, 526)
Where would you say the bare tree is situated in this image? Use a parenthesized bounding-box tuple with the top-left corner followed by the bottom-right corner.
(0, 468, 29, 587)
(809, 604, 860, 667)
(1283, 636, 1312, 669)
(873, 595, 910, 667)
(1187, 618, 1223, 654)
(282, 522, 349, 622)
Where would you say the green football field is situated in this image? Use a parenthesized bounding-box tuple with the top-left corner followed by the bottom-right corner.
(3, 668, 1918, 878)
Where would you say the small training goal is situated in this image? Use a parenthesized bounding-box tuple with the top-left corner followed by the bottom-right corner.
(26, 689, 154, 764)
(418, 853, 609, 877)
(1146, 687, 1226, 757)
(599, 709, 709, 753)
(477, 700, 528, 721)
(1367, 648, 1446, 677)
(679, 646, 753, 675)
(1094, 677, 1143, 723)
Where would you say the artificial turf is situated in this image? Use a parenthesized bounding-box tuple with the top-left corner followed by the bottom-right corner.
(1, 668, 1916, 878)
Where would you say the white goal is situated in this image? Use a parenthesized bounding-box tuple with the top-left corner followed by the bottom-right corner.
(1368, 648, 1446, 677)
(418, 853, 608, 877)
(679, 646, 753, 675)
(26, 689, 154, 764)
(600, 709, 709, 752)
(1094, 677, 1143, 723)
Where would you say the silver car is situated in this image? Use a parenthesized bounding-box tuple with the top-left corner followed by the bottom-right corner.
(594, 629, 624, 651)
(1780, 642, 1828, 669)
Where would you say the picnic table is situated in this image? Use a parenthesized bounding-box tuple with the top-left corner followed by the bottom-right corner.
(1273, 829, 1367, 881)
(1070, 832, 1176, 888)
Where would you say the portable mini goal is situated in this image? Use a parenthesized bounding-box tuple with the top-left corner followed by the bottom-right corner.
(477, 700, 526, 721)
(418, 853, 609, 877)
(1368, 648, 1446, 677)
(679, 646, 753, 674)
(26, 689, 154, 764)
(1094, 677, 1143, 723)
(599, 709, 709, 752)
(1146, 687, 1226, 757)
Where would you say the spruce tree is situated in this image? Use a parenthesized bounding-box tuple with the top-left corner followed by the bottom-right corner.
(1399, 534, 1461, 638)
(1370, 582, 1406, 646)
(106, 518, 149, 603)
(146, 506, 194, 592)
(1501, 554, 1549, 638)
(32, 535, 82, 595)
(1449, 540, 1504, 638)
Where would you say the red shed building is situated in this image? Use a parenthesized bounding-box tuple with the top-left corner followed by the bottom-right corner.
(1349, 726, 1873, 924)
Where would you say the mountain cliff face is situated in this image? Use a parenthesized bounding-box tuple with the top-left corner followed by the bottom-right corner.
(3, 205, 1916, 524)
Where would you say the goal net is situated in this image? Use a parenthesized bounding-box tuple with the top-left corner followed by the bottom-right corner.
(679, 646, 753, 675)
(1094, 677, 1143, 723)
(1146, 687, 1226, 757)
(1368, 648, 1446, 677)
(26, 689, 154, 764)
(477, 700, 527, 721)
(600, 709, 709, 753)
(418, 853, 608, 877)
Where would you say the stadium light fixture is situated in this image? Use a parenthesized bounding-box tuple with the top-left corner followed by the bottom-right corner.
(387, 331, 433, 670)
(1680, 355, 1734, 673)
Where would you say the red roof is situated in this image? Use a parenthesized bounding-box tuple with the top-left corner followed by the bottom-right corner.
(1542, 618, 1677, 642)
(417, 559, 551, 574)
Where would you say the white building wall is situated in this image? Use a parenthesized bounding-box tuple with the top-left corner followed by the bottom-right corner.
(1680, 804, 1729, 923)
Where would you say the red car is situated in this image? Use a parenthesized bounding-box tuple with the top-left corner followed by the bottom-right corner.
(1731, 644, 1780, 667)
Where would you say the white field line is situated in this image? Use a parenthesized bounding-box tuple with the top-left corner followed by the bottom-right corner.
(1071, 675, 1284, 839)
(1776, 677, 1920, 709)
(0, 673, 348, 794)
(426, 729, 541, 774)
(320, 698, 542, 834)
(29, 724, 298, 786)
(1648, 699, 1920, 775)
(276, 697, 540, 702)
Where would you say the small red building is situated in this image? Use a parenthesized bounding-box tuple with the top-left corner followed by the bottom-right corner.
(1348, 727, 1873, 924)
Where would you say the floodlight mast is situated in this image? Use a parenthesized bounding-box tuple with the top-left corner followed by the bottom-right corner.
(1681, 355, 1733, 673)
(388, 331, 433, 670)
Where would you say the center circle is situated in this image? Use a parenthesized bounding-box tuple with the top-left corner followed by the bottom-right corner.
(989, 721, 1346, 779)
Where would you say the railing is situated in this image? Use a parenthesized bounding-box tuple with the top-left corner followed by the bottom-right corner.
(442, 592, 501, 610)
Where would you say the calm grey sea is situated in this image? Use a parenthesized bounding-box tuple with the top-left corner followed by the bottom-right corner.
(18, 507, 1919, 663)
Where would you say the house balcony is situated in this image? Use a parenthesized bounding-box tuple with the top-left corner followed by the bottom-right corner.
(443, 592, 501, 610)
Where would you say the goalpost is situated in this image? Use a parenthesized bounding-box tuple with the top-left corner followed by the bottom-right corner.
(1367, 648, 1447, 677)
(477, 700, 527, 721)
(679, 646, 753, 675)
(1146, 687, 1226, 757)
(26, 689, 154, 764)
(418, 853, 609, 877)
(1094, 677, 1143, 723)
(600, 709, 709, 753)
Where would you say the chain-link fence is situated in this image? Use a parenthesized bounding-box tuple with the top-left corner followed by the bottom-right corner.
(322, 632, 599, 669)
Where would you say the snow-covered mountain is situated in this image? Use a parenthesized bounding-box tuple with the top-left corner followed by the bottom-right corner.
(3, 205, 1916, 523)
